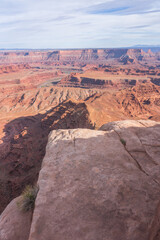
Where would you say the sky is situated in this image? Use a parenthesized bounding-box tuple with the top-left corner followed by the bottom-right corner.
(0, 0, 160, 49)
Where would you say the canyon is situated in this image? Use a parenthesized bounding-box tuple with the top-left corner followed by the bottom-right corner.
(1, 120, 160, 240)
(0, 48, 160, 65)
(0, 48, 160, 240)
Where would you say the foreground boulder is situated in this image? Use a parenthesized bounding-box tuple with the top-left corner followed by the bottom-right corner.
(1, 120, 160, 240)
(148, 201, 160, 240)
(0, 197, 32, 240)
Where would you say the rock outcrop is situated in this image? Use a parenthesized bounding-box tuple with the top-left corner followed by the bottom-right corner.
(0, 48, 159, 65)
(1, 83, 160, 213)
(0, 100, 94, 213)
(0, 64, 31, 74)
(58, 65, 160, 89)
(148, 201, 160, 240)
(0, 85, 101, 115)
(116, 83, 160, 120)
(0, 197, 32, 240)
(1, 120, 160, 240)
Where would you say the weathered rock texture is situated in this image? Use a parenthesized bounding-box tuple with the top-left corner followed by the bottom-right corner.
(0, 49, 160, 65)
(148, 201, 160, 240)
(0, 100, 95, 213)
(116, 83, 160, 121)
(0, 196, 32, 240)
(58, 66, 160, 89)
(2, 88, 160, 213)
(1, 120, 160, 240)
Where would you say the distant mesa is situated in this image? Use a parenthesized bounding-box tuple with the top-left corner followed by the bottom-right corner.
(0, 48, 159, 65)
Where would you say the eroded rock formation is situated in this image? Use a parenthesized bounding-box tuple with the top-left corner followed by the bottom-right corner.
(0, 100, 95, 212)
(0, 120, 160, 240)
(0, 48, 160, 65)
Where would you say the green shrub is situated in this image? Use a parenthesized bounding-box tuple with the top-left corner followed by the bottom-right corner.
(120, 138, 126, 146)
(17, 185, 39, 212)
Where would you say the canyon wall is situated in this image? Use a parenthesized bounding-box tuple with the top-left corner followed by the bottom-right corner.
(0, 49, 159, 64)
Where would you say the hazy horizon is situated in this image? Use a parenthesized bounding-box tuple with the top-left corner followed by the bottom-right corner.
(0, 45, 160, 51)
(0, 0, 160, 49)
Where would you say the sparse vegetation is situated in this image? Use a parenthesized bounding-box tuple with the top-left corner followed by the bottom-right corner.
(93, 122, 97, 129)
(17, 185, 39, 212)
(120, 138, 126, 146)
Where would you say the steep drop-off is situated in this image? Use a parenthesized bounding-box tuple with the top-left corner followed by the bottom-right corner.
(0, 120, 160, 240)
(1, 82, 160, 213)
(0, 100, 95, 212)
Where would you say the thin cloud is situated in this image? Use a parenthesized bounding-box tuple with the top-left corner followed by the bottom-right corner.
(0, 0, 159, 48)
(84, 0, 160, 15)
(46, 16, 74, 23)
(129, 25, 149, 29)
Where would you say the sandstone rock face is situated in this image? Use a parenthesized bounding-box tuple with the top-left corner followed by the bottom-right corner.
(0, 86, 100, 115)
(1, 120, 160, 240)
(58, 65, 160, 89)
(0, 64, 30, 74)
(0, 197, 32, 240)
(0, 48, 159, 65)
(116, 83, 160, 121)
(148, 201, 160, 240)
(27, 120, 160, 240)
(0, 100, 94, 213)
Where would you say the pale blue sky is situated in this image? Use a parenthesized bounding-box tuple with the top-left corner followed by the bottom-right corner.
(0, 0, 160, 48)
